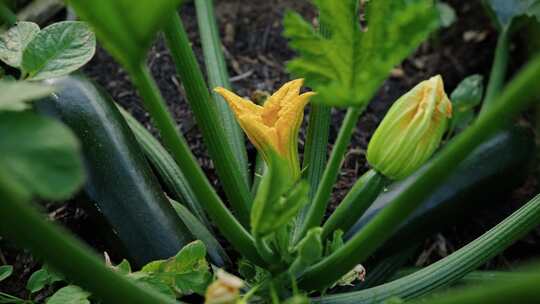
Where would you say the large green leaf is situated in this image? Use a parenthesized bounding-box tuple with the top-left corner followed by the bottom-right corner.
(485, 0, 540, 29)
(26, 267, 63, 294)
(46, 285, 90, 304)
(68, 0, 183, 68)
(0, 112, 84, 200)
(22, 21, 95, 80)
(140, 241, 211, 296)
(0, 80, 54, 111)
(0, 21, 40, 68)
(283, 0, 438, 107)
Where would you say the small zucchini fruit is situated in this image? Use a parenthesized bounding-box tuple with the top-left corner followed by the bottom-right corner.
(346, 126, 534, 255)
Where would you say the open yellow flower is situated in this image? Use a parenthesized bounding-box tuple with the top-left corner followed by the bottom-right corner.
(214, 79, 315, 179)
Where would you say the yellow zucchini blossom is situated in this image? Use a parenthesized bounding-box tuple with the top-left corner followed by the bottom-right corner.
(367, 75, 452, 180)
(214, 79, 315, 179)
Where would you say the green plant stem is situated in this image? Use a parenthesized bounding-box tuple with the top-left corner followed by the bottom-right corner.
(0, 291, 25, 302)
(299, 55, 540, 290)
(251, 154, 266, 195)
(194, 0, 249, 183)
(0, 175, 178, 304)
(480, 28, 510, 115)
(127, 63, 265, 266)
(295, 107, 362, 242)
(296, 18, 332, 237)
(302, 102, 332, 199)
(314, 193, 540, 303)
(163, 13, 252, 226)
(392, 269, 523, 286)
(409, 267, 540, 304)
(254, 237, 281, 266)
(0, 2, 16, 26)
(321, 169, 386, 240)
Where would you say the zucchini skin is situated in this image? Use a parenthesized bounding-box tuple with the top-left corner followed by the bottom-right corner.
(346, 126, 534, 255)
(37, 75, 192, 266)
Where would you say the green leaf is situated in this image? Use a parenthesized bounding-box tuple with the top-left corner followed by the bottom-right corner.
(485, 0, 540, 29)
(46, 285, 90, 304)
(325, 230, 344, 256)
(22, 21, 95, 80)
(140, 241, 211, 296)
(68, 0, 182, 68)
(0, 80, 54, 111)
(0, 21, 40, 68)
(169, 198, 230, 267)
(26, 268, 62, 293)
(449, 74, 484, 134)
(437, 2, 457, 27)
(251, 152, 309, 237)
(115, 260, 132, 275)
(130, 273, 176, 299)
(283, 0, 438, 107)
(0, 112, 84, 200)
(291, 227, 323, 276)
(0, 265, 13, 282)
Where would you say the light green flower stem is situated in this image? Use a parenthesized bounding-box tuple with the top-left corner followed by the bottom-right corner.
(0, 174, 179, 304)
(480, 28, 510, 115)
(127, 63, 265, 266)
(321, 169, 387, 240)
(295, 107, 362, 242)
(299, 55, 540, 290)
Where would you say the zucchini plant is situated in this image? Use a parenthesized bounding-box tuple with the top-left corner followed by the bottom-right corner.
(0, 0, 540, 303)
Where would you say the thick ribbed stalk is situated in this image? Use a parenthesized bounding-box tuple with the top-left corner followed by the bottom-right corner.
(118, 105, 210, 228)
(321, 169, 386, 240)
(0, 175, 178, 304)
(194, 0, 249, 183)
(302, 103, 332, 198)
(314, 193, 540, 303)
(480, 28, 510, 115)
(296, 20, 332, 235)
(163, 14, 252, 226)
(299, 55, 540, 290)
(296, 107, 362, 242)
(127, 63, 264, 266)
(410, 267, 540, 304)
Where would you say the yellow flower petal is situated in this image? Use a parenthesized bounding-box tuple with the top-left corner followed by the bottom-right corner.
(214, 79, 314, 179)
(214, 87, 262, 117)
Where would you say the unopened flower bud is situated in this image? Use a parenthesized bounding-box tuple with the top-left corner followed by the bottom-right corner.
(367, 75, 452, 180)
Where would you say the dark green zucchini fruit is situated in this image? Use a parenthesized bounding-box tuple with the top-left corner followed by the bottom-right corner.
(37, 75, 192, 266)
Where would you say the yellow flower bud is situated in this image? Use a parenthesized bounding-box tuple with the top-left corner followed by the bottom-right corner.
(214, 79, 315, 179)
(205, 269, 244, 304)
(367, 75, 452, 180)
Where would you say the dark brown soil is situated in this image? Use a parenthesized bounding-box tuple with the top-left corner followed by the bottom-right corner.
(1, 0, 539, 300)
